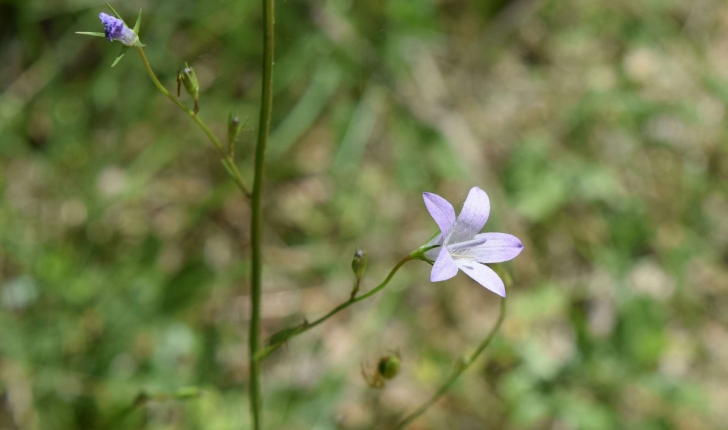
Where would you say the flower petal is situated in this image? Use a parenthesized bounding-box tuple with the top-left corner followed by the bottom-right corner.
(456, 261, 506, 297)
(470, 233, 524, 263)
(447, 187, 490, 244)
(423, 192, 456, 235)
(430, 247, 458, 282)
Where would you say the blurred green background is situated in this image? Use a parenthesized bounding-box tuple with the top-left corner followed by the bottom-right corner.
(1, 0, 727, 428)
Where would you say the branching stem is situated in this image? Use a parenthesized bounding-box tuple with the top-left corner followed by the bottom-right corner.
(256, 254, 415, 360)
(134, 47, 251, 198)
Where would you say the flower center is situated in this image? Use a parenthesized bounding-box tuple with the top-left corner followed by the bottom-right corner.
(446, 237, 487, 259)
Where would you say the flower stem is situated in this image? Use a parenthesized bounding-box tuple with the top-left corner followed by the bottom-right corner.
(249, 0, 275, 427)
(255, 254, 415, 361)
(395, 297, 507, 429)
(134, 47, 251, 198)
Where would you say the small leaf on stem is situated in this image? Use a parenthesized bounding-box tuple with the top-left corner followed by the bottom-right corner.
(268, 322, 307, 346)
(75, 31, 106, 38)
(106, 2, 125, 23)
(133, 9, 142, 34)
(111, 45, 129, 68)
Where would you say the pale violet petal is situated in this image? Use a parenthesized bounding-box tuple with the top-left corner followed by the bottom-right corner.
(447, 187, 490, 244)
(423, 192, 456, 235)
(431, 247, 458, 282)
(456, 261, 506, 297)
(470, 233, 524, 263)
(424, 247, 440, 262)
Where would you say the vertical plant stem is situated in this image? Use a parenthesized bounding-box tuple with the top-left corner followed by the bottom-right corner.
(249, 0, 275, 427)
(395, 297, 507, 429)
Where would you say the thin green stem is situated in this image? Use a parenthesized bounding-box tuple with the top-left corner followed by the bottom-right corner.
(256, 254, 415, 361)
(249, 0, 275, 427)
(134, 47, 251, 198)
(298, 255, 413, 330)
(395, 297, 507, 429)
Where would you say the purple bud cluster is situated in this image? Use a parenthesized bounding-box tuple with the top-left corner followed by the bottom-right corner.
(99, 13, 138, 46)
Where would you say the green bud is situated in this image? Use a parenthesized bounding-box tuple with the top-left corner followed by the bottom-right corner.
(177, 62, 200, 113)
(351, 249, 367, 280)
(180, 63, 199, 98)
(377, 354, 401, 380)
(349, 249, 367, 299)
(228, 113, 243, 145)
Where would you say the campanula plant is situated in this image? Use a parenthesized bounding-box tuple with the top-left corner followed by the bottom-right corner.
(77, 3, 524, 429)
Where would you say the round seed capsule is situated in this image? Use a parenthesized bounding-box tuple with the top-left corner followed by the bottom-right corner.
(378, 354, 401, 380)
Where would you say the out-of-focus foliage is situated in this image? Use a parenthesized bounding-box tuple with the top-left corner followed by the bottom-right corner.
(1, 0, 727, 429)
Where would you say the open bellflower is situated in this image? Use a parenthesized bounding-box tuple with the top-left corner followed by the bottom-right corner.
(422, 187, 523, 297)
(99, 12, 138, 46)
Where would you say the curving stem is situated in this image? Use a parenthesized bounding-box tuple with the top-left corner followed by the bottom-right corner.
(134, 47, 251, 198)
(255, 254, 416, 361)
(395, 297, 507, 429)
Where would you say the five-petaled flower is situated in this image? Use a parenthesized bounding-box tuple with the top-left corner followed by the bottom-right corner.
(99, 13, 138, 46)
(422, 187, 523, 297)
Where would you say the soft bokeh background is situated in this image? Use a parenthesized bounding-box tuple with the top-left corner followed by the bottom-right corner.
(2, 0, 728, 428)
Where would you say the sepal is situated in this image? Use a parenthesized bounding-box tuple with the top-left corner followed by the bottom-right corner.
(111, 45, 129, 68)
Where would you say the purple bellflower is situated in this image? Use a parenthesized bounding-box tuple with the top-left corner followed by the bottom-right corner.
(422, 187, 523, 297)
(99, 13, 138, 46)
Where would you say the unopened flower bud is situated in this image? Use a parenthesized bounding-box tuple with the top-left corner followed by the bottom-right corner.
(99, 13, 138, 46)
(351, 249, 367, 280)
(178, 62, 200, 113)
(228, 114, 243, 145)
(349, 249, 368, 299)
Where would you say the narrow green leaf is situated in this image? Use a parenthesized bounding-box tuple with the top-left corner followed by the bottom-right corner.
(133, 9, 142, 34)
(267, 324, 306, 346)
(253, 344, 278, 361)
(75, 32, 106, 38)
(111, 45, 129, 67)
(106, 3, 125, 24)
(253, 321, 308, 361)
